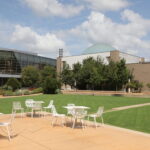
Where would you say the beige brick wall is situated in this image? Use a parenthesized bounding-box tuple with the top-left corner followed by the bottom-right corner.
(127, 63, 150, 91)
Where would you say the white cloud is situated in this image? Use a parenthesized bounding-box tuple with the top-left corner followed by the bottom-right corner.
(68, 10, 150, 57)
(11, 25, 68, 57)
(23, 0, 84, 18)
(82, 0, 129, 11)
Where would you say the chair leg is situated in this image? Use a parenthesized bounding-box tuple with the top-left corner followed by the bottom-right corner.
(32, 109, 33, 118)
(101, 116, 104, 125)
(6, 126, 11, 141)
(72, 118, 76, 128)
(61, 117, 64, 127)
(94, 117, 97, 128)
(51, 117, 55, 126)
(81, 119, 84, 129)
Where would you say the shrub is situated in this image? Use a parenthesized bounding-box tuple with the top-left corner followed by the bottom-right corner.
(31, 87, 43, 94)
(3, 90, 14, 96)
(43, 77, 60, 94)
(55, 89, 62, 94)
(6, 78, 21, 91)
(2, 85, 13, 91)
(23, 90, 31, 95)
(0, 88, 4, 95)
(147, 83, 150, 89)
(14, 90, 22, 96)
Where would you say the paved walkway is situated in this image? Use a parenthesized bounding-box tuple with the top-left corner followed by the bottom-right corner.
(105, 103, 150, 113)
(0, 116, 150, 150)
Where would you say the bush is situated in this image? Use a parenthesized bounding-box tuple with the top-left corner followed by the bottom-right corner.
(147, 83, 150, 89)
(55, 89, 62, 94)
(31, 87, 43, 94)
(0, 87, 4, 95)
(43, 77, 60, 94)
(14, 90, 22, 96)
(3, 90, 14, 96)
(23, 90, 31, 95)
(0, 88, 4, 95)
(2, 85, 13, 91)
(6, 78, 21, 91)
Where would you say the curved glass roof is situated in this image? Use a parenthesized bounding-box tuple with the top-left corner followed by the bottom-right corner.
(82, 43, 116, 54)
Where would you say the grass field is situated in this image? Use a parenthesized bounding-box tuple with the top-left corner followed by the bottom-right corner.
(0, 94, 150, 133)
(104, 106, 150, 133)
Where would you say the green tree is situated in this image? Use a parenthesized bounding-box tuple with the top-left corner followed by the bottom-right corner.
(22, 66, 39, 87)
(6, 78, 21, 91)
(40, 66, 56, 82)
(61, 64, 74, 88)
(43, 77, 61, 94)
(61, 57, 133, 91)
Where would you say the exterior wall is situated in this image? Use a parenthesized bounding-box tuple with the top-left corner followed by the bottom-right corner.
(110, 50, 120, 62)
(61, 50, 144, 69)
(56, 57, 63, 76)
(61, 52, 110, 69)
(127, 63, 150, 91)
(120, 52, 143, 64)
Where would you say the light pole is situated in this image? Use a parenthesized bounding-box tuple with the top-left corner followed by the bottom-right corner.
(128, 78, 131, 93)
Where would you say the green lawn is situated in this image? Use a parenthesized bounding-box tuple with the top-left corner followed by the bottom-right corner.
(104, 106, 150, 133)
(0, 94, 150, 114)
(0, 94, 150, 133)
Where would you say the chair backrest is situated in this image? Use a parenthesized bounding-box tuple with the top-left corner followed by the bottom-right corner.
(48, 100, 53, 107)
(73, 108, 87, 117)
(67, 104, 75, 107)
(13, 101, 22, 109)
(32, 102, 42, 109)
(25, 99, 34, 107)
(67, 104, 75, 115)
(96, 107, 104, 116)
(51, 105, 57, 115)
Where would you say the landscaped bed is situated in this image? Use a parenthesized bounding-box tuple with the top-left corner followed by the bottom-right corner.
(0, 94, 150, 133)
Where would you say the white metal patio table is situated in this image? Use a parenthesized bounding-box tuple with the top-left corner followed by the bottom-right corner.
(63, 106, 90, 128)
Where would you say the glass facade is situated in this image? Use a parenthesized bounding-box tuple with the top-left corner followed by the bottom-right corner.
(0, 49, 56, 76)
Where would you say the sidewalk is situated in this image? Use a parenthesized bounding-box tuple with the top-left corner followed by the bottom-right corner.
(0, 116, 150, 150)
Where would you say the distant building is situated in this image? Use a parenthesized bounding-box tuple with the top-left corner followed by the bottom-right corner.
(57, 43, 150, 91)
(58, 43, 144, 70)
(0, 48, 56, 85)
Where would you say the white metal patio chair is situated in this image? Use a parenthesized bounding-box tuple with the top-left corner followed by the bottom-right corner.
(0, 113, 15, 141)
(88, 107, 104, 128)
(31, 102, 42, 118)
(51, 105, 66, 127)
(67, 104, 75, 115)
(25, 99, 34, 116)
(72, 108, 87, 129)
(12, 101, 24, 117)
(43, 100, 53, 116)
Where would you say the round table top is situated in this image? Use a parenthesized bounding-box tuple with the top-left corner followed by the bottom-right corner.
(63, 106, 90, 109)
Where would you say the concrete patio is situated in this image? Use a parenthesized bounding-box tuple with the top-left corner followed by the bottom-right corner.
(0, 115, 150, 150)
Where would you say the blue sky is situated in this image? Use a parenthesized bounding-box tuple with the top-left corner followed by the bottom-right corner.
(0, 0, 150, 59)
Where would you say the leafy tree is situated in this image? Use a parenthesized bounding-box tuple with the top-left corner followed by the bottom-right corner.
(43, 77, 61, 94)
(40, 66, 56, 82)
(22, 66, 39, 87)
(41, 66, 61, 94)
(6, 78, 21, 91)
(62, 57, 133, 91)
(61, 64, 74, 88)
(73, 62, 82, 89)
